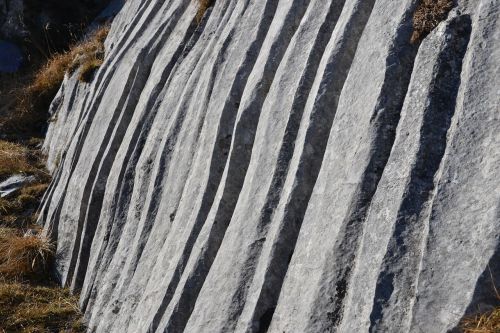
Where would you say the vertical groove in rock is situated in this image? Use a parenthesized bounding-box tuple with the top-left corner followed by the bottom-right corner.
(408, 1, 500, 330)
(42, 0, 181, 252)
(144, 32, 239, 332)
(89, 1, 258, 330)
(221, 0, 345, 328)
(240, 1, 378, 331)
(368, 14, 472, 333)
(306, 5, 419, 332)
(77, 8, 201, 312)
(66, 58, 145, 288)
(84, 5, 232, 328)
(150, 1, 316, 332)
(71, 0, 200, 292)
(36, 0, 499, 331)
(149, 0, 286, 331)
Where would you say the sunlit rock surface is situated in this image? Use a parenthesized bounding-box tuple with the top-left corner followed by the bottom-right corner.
(40, 0, 499, 332)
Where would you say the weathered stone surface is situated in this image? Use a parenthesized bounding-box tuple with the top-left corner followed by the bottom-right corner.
(39, 0, 499, 332)
(0, 174, 35, 197)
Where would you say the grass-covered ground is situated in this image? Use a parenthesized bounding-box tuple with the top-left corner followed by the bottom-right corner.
(0, 282, 85, 333)
(0, 152, 85, 332)
(0, 25, 110, 333)
(0, 138, 85, 332)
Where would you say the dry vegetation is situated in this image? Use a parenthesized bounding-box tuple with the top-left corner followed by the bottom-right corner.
(73, 26, 110, 83)
(0, 21, 110, 333)
(459, 268, 500, 333)
(0, 228, 54, 280)
(0, 139, 51, 230)
(0, 141, 38, 180)
(411, 0, 454, 43)
(196, 0, 215, 24)
(0, 140, 49, 182)
(0, 141, 84, 331)
(0, 160, 84, 332)
(0, 137, 85, 332)
(461, 308, 500, 333)
(0, 26, 110, 138)
(0, 282, 85, 333)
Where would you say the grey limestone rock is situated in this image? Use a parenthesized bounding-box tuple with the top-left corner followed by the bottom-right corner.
(0, 174, 36, 197)
(39, 0, 500, 332)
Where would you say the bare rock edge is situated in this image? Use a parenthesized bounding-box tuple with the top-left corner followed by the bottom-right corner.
(38, 0, 499, 332)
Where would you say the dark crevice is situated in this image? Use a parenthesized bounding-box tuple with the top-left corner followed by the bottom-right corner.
(307, 4, 421, 330)
(157, 0, 311, 331)
(221, 0, 349, 330)
(78, 3, 198, 314)
(453, 242, 500, 332)
(369, 15, 471, 332)
(146, 28, 235, 333)
(145, 3, 272, 331)
(94, 2, 239, 326)
(76, 9, 201, 314)
(66, 57, 144, 290)
(257, 307, 275, 333)
(42, 0, 170, 251)
(85, 13, 206, 318)
(245, 0, 378, 330)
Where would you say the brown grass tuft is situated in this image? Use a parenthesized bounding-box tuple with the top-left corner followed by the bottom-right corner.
(0, 228, 55, 280)
(21, 183, 49, 198)
(0, 139, 50, 227)
(0, 140, 37, 180)
(79, 57, 105, 83)
(460, 308, 500, 333)
(73, 26, 110, 83)
(459, 267, 500, 333)
(411, 0, 454, 44)
(0, 25, 110, 136)
(196, 0, 215, 24)
(0, 281, 85, 332)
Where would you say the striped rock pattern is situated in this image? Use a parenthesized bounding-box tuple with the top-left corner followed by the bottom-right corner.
(40, 0, 500, 332)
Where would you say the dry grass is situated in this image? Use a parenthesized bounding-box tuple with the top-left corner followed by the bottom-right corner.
(459, 268, 500, 333)
(3, 52, 74, 136)
(0, 25, 110, 136)
(0, 228, 54, 280)
(0, 139, 50, 229)
(0, 141, 82, 332)
(411, 0, 454, 43)
(0, 140, 50, 182)
(196, 0, 215, 24)
(0, 140, 38, 180)
(21, 183, 49, 198)
(0, 281, 85, 333)
(73, 26, 109, 83)
(78, 57, 105, 83)
(0, 184, 49, 229)
(460, 308, 500, 333)
(0, 227, 84, 332)
(0, 22, 102, 333)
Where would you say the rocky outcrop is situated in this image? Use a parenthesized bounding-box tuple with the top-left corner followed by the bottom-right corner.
(39, 0, 499, 332)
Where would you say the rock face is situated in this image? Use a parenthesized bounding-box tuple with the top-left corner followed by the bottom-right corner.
(39, 0, 499, 332)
